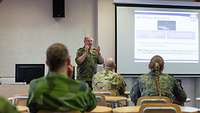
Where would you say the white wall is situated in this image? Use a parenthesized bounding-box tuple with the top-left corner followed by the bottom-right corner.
(98, 0, 115, 59)
(0, 0, 97, 77)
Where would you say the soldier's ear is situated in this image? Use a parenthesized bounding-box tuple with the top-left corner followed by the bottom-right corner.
(66, 57, 71, 66)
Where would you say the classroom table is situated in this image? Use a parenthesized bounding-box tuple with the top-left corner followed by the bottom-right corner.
(112, 106, 199, 113)
(87, 106, 112, 113)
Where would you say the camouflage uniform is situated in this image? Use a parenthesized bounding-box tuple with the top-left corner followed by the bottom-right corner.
(75, 47, 104, 87)
(0, 97, 19, 113)
(130, 72, 187, 105)
(92, 70, 126, 96)
(27, 72, 96, 113)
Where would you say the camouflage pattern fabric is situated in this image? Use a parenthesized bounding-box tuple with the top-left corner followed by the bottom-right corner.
(0, 97, 19, 113)
(27, 72, 96, 113)
(75, 47, 103, 81)
(130, 72, 187, 105)
(92, 70, 126, 96)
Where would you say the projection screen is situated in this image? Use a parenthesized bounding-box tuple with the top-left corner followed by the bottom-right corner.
(116, 2, 200, 75)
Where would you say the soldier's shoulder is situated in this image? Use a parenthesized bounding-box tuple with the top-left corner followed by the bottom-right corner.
(139, 74, 149, 78)
(138, 74, 150, 81)
(92, 48, 97, 50)
(104, 71, 118, 77)
(96, 70, 105, 75)
(79, 81, 89, 91)
(76, 48, 85, 55)
(29, 76, 44, 85)
(77, 47, 85, 51)
(162, 73, 175, 79)
(94, 71, 105, 78)
(113, 72, 123, 79)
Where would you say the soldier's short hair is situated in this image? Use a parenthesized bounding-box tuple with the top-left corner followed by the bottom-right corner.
(148, 55, 164, 72)
(104, 58, 116, 70)
(46, 43, 69, 71)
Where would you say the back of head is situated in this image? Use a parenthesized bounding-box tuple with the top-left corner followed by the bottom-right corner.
(149, 55, 164, 72)
(104, 58, 116, 71)
(46, 43, 69, 72)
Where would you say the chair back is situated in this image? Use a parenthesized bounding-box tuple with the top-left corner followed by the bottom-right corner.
(139, 103, 181, 113)
(95, 95, 107, 106)
(93, 91, 112, 96)
(137, 96, 172, 105)
(8, 95, 28, 106)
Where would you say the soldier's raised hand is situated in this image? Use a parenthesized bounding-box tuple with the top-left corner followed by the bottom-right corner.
(96, 46, 101, 55)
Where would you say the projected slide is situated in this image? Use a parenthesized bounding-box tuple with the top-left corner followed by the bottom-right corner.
(134, 10, 199, 63)
(117, 6, 200, 74)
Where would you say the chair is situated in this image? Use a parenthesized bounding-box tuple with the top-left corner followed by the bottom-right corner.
(93, 91, 112, 96)
(196, 97, 200, 108)
(94, 91, 127, 108)
(139, 103, 181, 113)
(137, 96, 172, 105)
(96, 95, 107, 106)
(8, 95, 28, 106)
(104, 96, 128, 108)
(93, 91, 113, 107)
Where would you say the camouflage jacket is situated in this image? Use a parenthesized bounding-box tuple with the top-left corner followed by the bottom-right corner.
(75, 47, 104, 81)
(92, 70, 126, 96)
(0, 97, 19, 113)
(27, 72, 96, 113)
(130, 72, 187, 105)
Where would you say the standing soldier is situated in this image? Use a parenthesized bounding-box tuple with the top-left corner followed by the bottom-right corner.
(75, 36, 104, 88)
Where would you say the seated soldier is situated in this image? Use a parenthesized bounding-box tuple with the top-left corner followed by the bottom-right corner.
(130, 55, 187, 105)
(0, 97, 19, 113)
(92, 58, 126, 96)
(27, 43, 96, 113)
